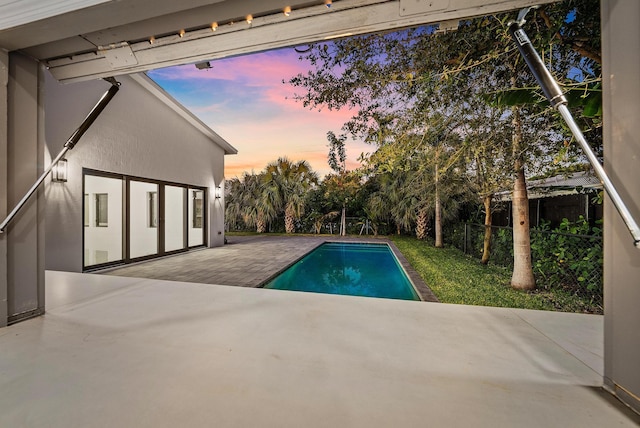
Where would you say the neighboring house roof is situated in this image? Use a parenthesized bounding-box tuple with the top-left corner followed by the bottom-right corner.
(130, 73, 238, 155)
(496, 171, 603, 201)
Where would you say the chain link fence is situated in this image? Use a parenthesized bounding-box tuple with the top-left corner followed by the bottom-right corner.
(446, 223, 603, 304)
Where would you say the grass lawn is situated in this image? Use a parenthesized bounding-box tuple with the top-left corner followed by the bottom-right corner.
(391, 235, 602, 314)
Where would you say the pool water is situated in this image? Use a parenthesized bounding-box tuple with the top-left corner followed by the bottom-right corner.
(263, 242, 420, 301)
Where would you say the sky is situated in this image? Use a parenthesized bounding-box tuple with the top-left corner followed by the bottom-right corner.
(148, 48, 370, 179)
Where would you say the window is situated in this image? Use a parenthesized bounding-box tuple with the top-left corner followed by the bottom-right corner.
(95, 193, 108, 227)
(84, 193, 90, 227)
(192, 190, 203, 229)
(148, 191, 158, 228)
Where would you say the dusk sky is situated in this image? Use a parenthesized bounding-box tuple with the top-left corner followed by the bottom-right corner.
(148, 48, 369, 179)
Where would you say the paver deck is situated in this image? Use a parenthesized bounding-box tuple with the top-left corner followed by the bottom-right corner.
(102, 235, 438, 301)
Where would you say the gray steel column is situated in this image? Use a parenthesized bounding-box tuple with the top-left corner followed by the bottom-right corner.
(0, 50, 8, 327)
(5, 53, 45, 325)
(602, 0, 640, 414)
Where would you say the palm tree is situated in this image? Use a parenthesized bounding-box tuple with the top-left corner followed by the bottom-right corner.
(225, 177, 244, 230)
(225, 172, 274, 233)
(263, 157, 318, 234)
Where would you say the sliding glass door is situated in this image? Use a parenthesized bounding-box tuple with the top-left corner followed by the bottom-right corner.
(83, 173, 124, 267)
(164, 185, 187, 252)
(83, 170, 207, 270)
(129, 180, 159, 259)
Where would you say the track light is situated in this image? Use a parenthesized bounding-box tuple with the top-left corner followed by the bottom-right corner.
(144, 3, 333, 49)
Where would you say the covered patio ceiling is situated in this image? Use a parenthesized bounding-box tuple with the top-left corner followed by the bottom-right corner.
(0, 0, 555, 83)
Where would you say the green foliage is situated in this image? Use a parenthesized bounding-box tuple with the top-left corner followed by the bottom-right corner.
(263, 157, 319, 233)
(530, 216, 603, 297)
(327, 131, 347, 173)
(446, 219, 603, 313)
(225, 158, 318, 233)
(491, 227, 514, 267)
(225, 171, 274, 232)
(391, 236, 551, 310)
(484, 83, 602, 118)
(287, 1, 602, 247)
(392, 234, 601, 313)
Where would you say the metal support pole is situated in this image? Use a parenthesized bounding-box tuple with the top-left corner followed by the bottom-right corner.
(0, 78, 120, 233)
(508, 13, 640, 249)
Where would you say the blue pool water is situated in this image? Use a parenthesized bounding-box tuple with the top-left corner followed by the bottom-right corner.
(263, 242, 419, 301)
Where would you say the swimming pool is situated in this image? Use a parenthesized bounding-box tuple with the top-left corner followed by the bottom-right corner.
(263, 242, 420, 301)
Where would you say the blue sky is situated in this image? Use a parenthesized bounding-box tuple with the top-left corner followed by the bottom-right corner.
(148, 48, 369, 179)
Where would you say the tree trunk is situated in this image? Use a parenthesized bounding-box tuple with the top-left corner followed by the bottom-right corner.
(481, 194, 493, 265)
(285, 206, 296, 234)
(434, 161, 443, 248)
(510, 106, 535, 290)
(340, 205, 346, 236)
(416, 209, 428, 240)
(256, 216, 266, 233)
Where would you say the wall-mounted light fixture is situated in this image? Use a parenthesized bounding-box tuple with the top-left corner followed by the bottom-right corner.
(52, 158, 68, 182)
(215, 185, 222, 199)
(283, 6, 292, 17)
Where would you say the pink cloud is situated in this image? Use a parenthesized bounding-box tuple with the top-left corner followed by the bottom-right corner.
(151, 47, 370, 180)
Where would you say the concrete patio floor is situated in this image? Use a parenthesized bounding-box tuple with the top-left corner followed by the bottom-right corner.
(1, 268, 639, 427)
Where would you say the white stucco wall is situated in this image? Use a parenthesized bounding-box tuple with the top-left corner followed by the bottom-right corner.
(44, 72, 229, 272)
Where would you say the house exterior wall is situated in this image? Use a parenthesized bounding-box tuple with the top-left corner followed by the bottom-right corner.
(602, 0, 640, 413)
(44, 72, 226, 272)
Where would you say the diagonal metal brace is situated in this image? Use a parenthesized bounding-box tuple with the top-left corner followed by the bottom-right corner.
(508, 9, 640, 248)
(0, 78, 120, 233)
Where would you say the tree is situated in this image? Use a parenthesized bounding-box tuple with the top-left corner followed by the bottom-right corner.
(288, 1, 600, 289)
(459, 102, 513, 264)
(263, 157, 319, 234)
(326, 131, 361, 235)
(225, 177, 244, 231)
(485, 1, 601, 287)
(225, 172, 274, 233)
